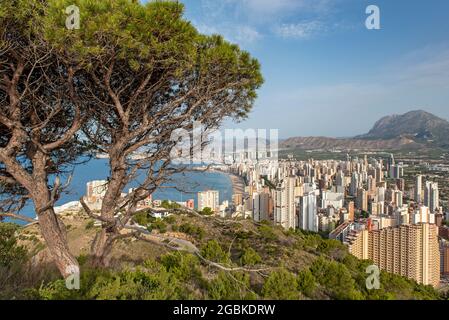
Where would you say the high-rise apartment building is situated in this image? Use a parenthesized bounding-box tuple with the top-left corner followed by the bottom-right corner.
(415, 175, 423, 204)
(350, 172, 359, 197)
(347, 223, 440, 287)
(389, 164, 403, 179)
(441, 241, 449, 276)
(274, 177, 296, 229)
(356, 188, 368, 212)
(197, 190, 219, 212)
(376, 166, 383, 183)
(396, 178, 405, 192)
(298, 183, 318, 232)
(367, 175, 376, 196)
(424, 182, 439, 213)
(232, 193, 243, 206)
(253, 192, 270, 222)
(347, 201, 355, 221)
(321, 190, 344, 209)
(394, 190, 404, 208)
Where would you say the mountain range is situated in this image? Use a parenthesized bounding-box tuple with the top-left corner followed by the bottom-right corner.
(281, 110, 449, 151)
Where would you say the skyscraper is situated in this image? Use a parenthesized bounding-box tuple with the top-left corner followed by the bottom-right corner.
(389, 164, 403, 179)
(376, 166, 383, 183)
(367, 175, 376, 196)
(274, 177, 296, 229)
(350, 172, 359, 197)
(356, 188, 368, 212)
(415, 175, 423, 203)
(298, 183, 318, 232)
(394, 190, 403, 208)
(441, 241, 449, 276)
(347, 201, 355, 221)
(335, 170, 345, 194)
(424, 182, 440, 213)
(253, 192, 270, 222)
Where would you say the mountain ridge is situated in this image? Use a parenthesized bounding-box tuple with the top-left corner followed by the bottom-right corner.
(281, 110, 449, 150)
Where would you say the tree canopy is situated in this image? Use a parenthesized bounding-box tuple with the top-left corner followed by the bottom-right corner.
(0, 0, 263, 275)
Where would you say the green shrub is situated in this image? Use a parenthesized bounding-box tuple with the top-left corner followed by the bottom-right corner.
(85, 220, 95, 230)
(77, 254, 89, 266)
(0, 223, 27, 268)
(161, 200, 180, 210)
(164, 216, 176, 224)
(200, 207, 214, 216)
(310, 257, 363, 300)
(134, 211, 152, 226)
(151, 219, 167, 234)
(200, 240, 230, 264)
(160, 252, 200, 281)
(35, 261, 193, 300)
(258, 224, 277, 241)
(179, 223, 205, 240)
(207, 271, 256, 300)
(297, 268, 316, 297)
(239, 247, 262, 266)
(262, 268, 299, 300)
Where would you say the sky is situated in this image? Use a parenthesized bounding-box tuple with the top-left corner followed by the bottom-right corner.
(162, 0, 449, 138)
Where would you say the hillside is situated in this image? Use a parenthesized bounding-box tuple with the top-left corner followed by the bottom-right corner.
(0, 210, 443, 300)
(280, 136, 419, 151)
(358, 110, 449, 147)
(280, 110, 449, 151)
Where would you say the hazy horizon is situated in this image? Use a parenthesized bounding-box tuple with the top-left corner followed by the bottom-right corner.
(279, 109, 449, 139)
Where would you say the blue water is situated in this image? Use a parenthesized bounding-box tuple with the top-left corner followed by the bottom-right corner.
(15, 158, 232, 222)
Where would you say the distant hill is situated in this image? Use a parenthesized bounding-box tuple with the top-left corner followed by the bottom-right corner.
(357, 110, 449, 145)
(280, 136, 419, 151)
(281, 110, 449, 151)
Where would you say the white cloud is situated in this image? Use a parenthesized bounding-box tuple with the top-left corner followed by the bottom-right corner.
(235, 26, 262, 43)
(274, 21, 324, 39)
(193, 21, 220, 35)
(236, 0, 332, 20)
(239, 0, 303, 16)
(194, 0, 338, 43)
(192, 21, 261, 45)
(391, 46, 449, 88)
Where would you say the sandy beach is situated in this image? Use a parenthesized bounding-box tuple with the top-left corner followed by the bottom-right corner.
(228, 173, 246, 196)
(205, 167, 246, 196)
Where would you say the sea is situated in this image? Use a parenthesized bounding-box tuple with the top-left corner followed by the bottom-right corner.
(14, 158, 233, 223)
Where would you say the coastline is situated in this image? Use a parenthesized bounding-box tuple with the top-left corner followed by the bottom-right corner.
(228, 173, 246, 196)
(202, 167, 246, 197)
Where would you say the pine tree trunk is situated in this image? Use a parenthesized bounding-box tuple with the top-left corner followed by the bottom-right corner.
(36, 206, 79, 278)
(90, 153, 126, 267)
(90, 229, 113, 267)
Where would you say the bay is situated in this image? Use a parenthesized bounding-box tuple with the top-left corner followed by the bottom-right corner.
(14, 158, 233, 223)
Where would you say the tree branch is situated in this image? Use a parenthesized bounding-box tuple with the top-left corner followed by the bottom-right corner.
(0, 212, 36, 223)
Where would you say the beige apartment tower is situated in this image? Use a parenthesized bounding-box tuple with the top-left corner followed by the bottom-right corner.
(197, 190, 219, 212)
(347, 223, 440, 287)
